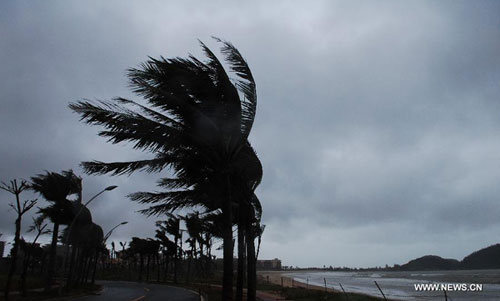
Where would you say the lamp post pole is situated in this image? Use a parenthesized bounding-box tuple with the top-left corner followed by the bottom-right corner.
(61, 185, 117, 291)
(103, 221, 128, 243)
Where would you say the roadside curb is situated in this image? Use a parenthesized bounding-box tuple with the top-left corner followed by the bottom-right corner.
(163, 284, 204, 301)
(45, 285, 105, 300)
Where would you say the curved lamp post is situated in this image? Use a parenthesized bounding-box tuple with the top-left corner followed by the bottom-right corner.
(65, 185, 118, 246)
(61, 185, 117, 289)
(84, 185, 118, 206)
(103, 221, 128, 243)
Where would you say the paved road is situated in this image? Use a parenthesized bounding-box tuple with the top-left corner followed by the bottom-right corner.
(75, 280, 200, 301)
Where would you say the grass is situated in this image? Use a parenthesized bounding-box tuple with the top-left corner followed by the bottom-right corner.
(0, 272, 380, 300)
(171, 276, 382, 300)
(257, 281, 381, 301)
(0, 283, 101, 301)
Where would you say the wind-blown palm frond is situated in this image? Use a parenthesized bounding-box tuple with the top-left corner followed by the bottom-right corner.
(214, 37, 257, 139)
(31, 170, 80, 202)
(130, 187, 217, 216)
(81, 154, 176, 176)
(70, 40, 262, 299)
(69, 100, 187, 153)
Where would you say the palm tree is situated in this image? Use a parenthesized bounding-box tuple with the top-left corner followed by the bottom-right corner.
(183, 211, 204, 282)
(129, 237, 148, 282)
(155, 227, 176, 281)
(156, 214, 181, 283)
(63, 200, 92, 288)
(20, 216, 50, 296)
(72, 222, 103, 285)
(245, 193, 263, 301)
(0, 180, 36, 300)
(69, 38, 259, 300)
(30, 170, 81, 291)
(232, 142, 262, 301)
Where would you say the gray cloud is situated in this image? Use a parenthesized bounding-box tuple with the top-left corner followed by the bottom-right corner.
(1, 0, 500, 267)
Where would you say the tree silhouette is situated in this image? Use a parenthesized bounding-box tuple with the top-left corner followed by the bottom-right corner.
(30, 170, 81, 292)
(156, 214, 181, 283)
(0, 179, 36, 300)
(20, 216, 50, 296)
(69, 38, 260, 300)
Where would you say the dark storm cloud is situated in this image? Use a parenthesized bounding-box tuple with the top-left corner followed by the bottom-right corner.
(1, 0, 500, 266)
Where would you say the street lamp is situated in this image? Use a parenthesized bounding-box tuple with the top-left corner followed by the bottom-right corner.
(84, 185, 118, 206)
(61, 185, 117, 288)
(67, 185, 118, 243)
(103, 221, 128, 243)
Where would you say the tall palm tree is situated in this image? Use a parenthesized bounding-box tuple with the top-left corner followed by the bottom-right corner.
(63, 200, 92, 288)
(245, 193, 263, 301)
(156, 214, 181, 283)
(236, 142, 263, 301)
(0, 179, 36, 300)
(70, 38, 259, 300)
(183, 211, 204, 282)
(30, 170, 81, 291)
(155, 227, 176, 281)
(20, 216, 50, 296)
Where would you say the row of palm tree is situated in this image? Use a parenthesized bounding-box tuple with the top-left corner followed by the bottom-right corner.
(2, 170, 111, 299)
(69, 38, 264, 300)
(101, 209, 262, 285)
(0, 180, 36, 299)
(30, 170, 82, 292)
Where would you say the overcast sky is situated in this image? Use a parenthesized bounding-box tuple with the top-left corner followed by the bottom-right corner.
(1, 0, 500, 268)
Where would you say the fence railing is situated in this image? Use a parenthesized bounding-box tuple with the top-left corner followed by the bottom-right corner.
(276, 276, 500, 301)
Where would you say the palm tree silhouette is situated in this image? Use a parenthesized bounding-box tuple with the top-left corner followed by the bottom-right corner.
(30, 170, 81, 291)
(20, 217, 50, 296)
(155, 226, 176, 281)
(0, 179, 36, 300)
(69, 38, 259, 300)
(156, 214, 181, 283)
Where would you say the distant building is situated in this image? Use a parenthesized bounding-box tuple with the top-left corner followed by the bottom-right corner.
(256, 258, 281, 270)
(214, 257, 282, 270)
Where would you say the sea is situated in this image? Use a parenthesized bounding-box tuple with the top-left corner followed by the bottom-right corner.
(285, 269, 500, 300)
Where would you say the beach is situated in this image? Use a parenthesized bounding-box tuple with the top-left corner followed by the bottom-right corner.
(260, 269, 500, 300)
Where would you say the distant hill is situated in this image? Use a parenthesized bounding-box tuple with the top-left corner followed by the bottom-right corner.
(399, 255, 460, 271)
(460, 243, 500, 270)
(396, 243, 500, 271)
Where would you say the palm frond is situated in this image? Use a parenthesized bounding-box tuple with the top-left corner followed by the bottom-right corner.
(69, 100, 187, 152)
(81, 153, 176, 175)
(214, 37, 257, 138)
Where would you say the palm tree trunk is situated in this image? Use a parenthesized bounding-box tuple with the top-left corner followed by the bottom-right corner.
(222, 175, 234, 301)
(4, 216, 21, 300)
(236, 217, 246, 301)
(75, 248, 85, 285)
(146, 254, 151, 282)
(66, 245, 78, 288)
(186, 244, 193, 283)
(84, 254, 92, 284)
(45, 221, 60, 292)
(163, 255, 169, 281)
(139, 254, 144, 282)
(156, 254, 160, 282)
(173, 237, 178, 283)
(246, 221, 257, 301)
(91, 251, 99, 284)
(20, 251, 31, 296)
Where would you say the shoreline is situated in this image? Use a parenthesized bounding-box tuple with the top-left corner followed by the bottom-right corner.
(258, 270, 337, 293)
(258, 270, 384, 300)
(259, 269, 500, 300)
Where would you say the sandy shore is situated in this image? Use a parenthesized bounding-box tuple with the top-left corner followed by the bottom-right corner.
(258, 270, 338, 293)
